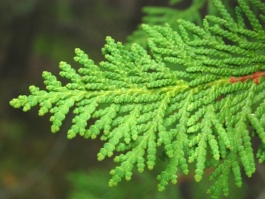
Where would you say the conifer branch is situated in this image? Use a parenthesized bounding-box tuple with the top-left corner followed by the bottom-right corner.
(10, 0, 265, 198)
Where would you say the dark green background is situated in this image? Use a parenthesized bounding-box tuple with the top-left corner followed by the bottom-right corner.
(0, 0, 264, 198)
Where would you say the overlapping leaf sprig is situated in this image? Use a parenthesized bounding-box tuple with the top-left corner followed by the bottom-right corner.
(10, 0, 265, 198)
(126, 0, 207, 48)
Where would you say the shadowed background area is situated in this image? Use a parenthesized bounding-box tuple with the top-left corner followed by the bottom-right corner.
(0, 1, 173, 198)
(0, 0, 265, 199)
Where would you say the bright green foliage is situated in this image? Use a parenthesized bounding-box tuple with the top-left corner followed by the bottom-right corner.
(126, 0, 207, 48)
(10, 0, 265, 198)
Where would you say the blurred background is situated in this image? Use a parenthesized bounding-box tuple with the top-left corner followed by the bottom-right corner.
(0, 0, 265, 198)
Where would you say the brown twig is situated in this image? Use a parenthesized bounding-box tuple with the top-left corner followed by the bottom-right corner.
(230, 71, 265, 84)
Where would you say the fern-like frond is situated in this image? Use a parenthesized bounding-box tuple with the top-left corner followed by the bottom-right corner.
(10, 0, 265, 198)
(126, 0, 207, 48)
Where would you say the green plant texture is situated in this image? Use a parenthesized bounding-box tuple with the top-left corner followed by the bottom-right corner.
(67, 168, 184, 199)
(126, 0, 207, 47)
(10, 0, 265, 198)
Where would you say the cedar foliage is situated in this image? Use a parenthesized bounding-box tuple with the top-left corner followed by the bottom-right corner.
(10, 0, 265, 198)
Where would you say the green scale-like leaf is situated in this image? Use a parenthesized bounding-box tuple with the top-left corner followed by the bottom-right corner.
(9, 0, 265, 198)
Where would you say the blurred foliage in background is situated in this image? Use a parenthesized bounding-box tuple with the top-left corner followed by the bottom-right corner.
(0, 0, 265, 199)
